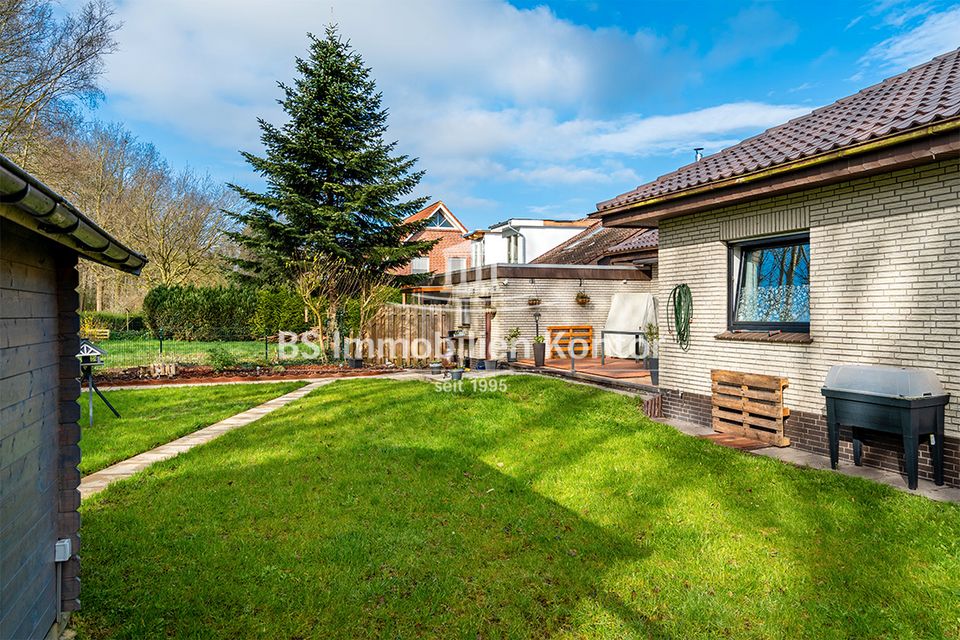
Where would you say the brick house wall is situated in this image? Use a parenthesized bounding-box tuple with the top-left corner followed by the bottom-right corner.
(446, 267, 658, 361)
(392, 229, 472, 276)
(656, 158, 960, 485)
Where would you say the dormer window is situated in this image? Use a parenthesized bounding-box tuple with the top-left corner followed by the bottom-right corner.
(429, 210, 453, 228)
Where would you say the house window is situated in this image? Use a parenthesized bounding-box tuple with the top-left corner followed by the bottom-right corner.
(447, 257, 466, 272)
(472, 242, 484, 266)
(411, 256, 430, 274)
(429, 211, 453, 228)
(730, 233, 810, 332)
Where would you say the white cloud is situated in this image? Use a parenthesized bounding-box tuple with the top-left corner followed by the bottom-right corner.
(394, 99, 808, 168)
(504, 164, 640, 186)
(98, 0, 811, 211)
(104, 0, 693, 150)
(860, 6, 960, 68)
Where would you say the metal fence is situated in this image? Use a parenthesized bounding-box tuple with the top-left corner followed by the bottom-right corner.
(80, 327, 280, 371)
(81, 304, 459, 371)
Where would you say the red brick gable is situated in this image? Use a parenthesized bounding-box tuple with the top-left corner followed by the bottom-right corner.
(393, 201, 471, 275)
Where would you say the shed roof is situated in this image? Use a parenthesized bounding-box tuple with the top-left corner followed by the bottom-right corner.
(0, 154, 147, 274)
(597, 47, 960, 215)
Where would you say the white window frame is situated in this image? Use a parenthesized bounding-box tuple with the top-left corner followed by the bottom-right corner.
(411, 256, 430, 274)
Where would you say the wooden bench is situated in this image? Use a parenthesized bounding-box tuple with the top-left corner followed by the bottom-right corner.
(82, 328, 111, 341)
(711, 369, 790, 447)
(546, 325, 593, 358)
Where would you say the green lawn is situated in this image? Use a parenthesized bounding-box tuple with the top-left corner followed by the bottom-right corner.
(98, 337, 269, 369)
(76, 376, 960, 639)
(79, 381, 306, 475)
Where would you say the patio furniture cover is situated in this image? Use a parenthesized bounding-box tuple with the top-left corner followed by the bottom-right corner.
(603, 293, 658, 359)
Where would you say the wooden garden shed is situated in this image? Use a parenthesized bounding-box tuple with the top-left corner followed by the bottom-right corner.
(0, 154, 146, 639)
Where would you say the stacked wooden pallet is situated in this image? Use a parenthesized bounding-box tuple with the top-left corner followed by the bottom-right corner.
(711, 369, 790, 447)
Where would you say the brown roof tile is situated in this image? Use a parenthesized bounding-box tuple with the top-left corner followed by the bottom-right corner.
(598, 48, 960, 212)
(532, 222, 657, 265)
(607, 228, 659, 254)
(404, 201, 467, 232)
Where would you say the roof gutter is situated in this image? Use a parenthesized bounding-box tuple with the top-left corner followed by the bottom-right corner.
(0, 154, 147, 274)
(593, 118, 960, 222)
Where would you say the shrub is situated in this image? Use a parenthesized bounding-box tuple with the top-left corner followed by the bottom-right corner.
(80, 311, 146, 332)
(207, 346, 238, 372)
(79, 312, 108, 338)
(143, 285, 258, 340)
(251, 287, 308, 336)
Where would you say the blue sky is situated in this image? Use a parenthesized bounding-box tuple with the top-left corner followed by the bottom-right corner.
(89, 0, 959, 230)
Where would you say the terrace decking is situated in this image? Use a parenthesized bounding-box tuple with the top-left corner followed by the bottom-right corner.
(513, 356, 654, 385)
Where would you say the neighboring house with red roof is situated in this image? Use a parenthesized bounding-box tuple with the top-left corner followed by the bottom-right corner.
(393, 201, 471, 276)
(594, 48, 960, 488)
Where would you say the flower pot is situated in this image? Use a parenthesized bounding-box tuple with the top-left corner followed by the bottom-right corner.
(533, 343, 546, 367)
(484, 358, 498, 372)
(507, 349, 517, 363)
(346, 357, 364, 369)
(450, 368, 464, 381)
(429, 363, 442, 374)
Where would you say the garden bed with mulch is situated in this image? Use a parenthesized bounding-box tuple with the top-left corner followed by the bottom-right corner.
(89, 364, 398, 387)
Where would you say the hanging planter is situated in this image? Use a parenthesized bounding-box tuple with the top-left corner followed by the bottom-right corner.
(575, 291, 591, 306)
(527, 297, 542, 306)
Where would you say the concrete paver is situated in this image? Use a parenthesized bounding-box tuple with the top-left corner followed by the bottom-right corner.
(79, 380, 331, 499)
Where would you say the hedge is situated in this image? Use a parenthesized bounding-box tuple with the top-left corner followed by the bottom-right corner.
(142, 285, 307, 341)
(252, 287, 309, 336)
(143, 285, 257, 340)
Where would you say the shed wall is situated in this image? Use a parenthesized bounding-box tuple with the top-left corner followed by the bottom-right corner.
(1, 216, 82, 639)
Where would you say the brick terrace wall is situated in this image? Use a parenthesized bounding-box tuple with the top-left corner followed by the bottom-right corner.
(446, 267, 658, 361)
(656, 158, 960, 485)
(661, 388, 960, 486)
(0, 216, 82, 639)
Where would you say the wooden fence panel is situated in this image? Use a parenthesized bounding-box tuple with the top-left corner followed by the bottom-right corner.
(366, 303, 455, 365)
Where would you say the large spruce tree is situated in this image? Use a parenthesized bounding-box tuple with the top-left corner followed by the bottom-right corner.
(227, 25, 434, 284)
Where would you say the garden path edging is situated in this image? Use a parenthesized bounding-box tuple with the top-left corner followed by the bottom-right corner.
(79, 380, 332, 499)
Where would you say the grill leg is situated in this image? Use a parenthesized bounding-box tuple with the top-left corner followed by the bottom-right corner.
(934, 410, 945, 487)
(826, 399, 839, 470)
(902, 414, 919, 490)
(852, 433, 863, 466)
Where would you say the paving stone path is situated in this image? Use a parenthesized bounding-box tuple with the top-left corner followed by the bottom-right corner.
(79, 380, 332, 499)
(80, 371, 960, 503)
